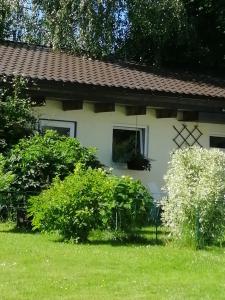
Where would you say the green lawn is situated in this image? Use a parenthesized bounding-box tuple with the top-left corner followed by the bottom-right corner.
(0, 223, 224, 300)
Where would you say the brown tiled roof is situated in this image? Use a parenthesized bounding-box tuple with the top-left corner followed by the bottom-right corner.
(0, 41, 225, 99)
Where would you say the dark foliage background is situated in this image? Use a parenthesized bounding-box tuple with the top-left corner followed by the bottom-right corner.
(0, 76, 36, 153)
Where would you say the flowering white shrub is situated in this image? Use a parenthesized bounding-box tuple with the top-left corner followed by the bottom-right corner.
(162, 147, 225, 247)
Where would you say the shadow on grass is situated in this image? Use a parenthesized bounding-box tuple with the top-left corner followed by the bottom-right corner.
(87, 238, 165, 247)
(52, 236, 165, 247)
(52, 227, 167, 247)
(214, 240, 225, 248)
(0, 222, 167, 246)
(0, 224, 36, 235)
(1, 222, 224, 249)
(134, 229, 170, 235)
(87, 226, 168, 247)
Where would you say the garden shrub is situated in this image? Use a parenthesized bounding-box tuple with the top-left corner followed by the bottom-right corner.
(162, 147, 225, 247)
(0, 154, 14, 193)
(109, 176, 152, 232)
(29, 166, 113, 242)
(0, 76, 36, 153)
(0, 154, 14, 220)
(5, 130, 101, 207)
(28, 166, 152, 242)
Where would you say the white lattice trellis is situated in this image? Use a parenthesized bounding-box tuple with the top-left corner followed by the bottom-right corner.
(173, 124, 203, 148)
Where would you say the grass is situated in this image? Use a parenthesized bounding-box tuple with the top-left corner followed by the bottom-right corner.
(0, 223, 225, 300)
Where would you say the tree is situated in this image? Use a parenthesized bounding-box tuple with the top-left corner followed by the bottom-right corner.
(1, 0, 225, 71)
(122, 0, 186, 66)
(122, 0, 225, 70)
(0, 0, 9, 39)
(33, 0, 126, 57)
(179, 0, 225, 70)
(0, 76, 36, 153)
(5, 130, 102, 203)
(0, 0, 46, 44)
(0, 0, 27, 41)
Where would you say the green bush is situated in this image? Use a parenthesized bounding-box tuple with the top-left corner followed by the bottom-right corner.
(28, 166, 112, 242)
(0, 155, 14, 215)
(0, 154, 14, 192)
(109, 175, 152, 231)
(5, 130, 101, 206)
(0, 76, 36, 153)
(162, 147, 225, 248)
(28, 166, 152, 242)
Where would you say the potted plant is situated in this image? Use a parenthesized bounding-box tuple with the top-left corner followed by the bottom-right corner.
(127, 152, 151, 171)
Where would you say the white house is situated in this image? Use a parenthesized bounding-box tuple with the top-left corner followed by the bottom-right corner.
(1, 41, 225, 197)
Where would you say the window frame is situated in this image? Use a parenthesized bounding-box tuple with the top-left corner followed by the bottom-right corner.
(38, 119, 77, 138)
(112, 124, 148, 163)
(209, 134, 225, 150)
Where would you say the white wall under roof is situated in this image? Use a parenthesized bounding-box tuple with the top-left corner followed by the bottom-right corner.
(34, 100, 225, 197)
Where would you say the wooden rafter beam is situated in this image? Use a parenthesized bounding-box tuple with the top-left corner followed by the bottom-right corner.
(94, 103, 115, 113)
(62, 101, 83, 111)
(30, 95, 46, 106)
(177, 111, 199, 122)
(126, 106, 146, 116)
(155, 109, 177, 118)
(29, 81, 225, 113)
(199, 112, 225, 124)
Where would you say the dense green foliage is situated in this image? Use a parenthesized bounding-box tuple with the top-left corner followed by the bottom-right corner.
(5, 130, 101, 206)
(124, 0, 186, 67)
(162, 147, 225, 248)
(0, 0, 44, 43)
(109, 174, 152, 232)
(0, 76, 35, 153)
(1, 0, 224, 71)
(33, 0, 126, 57)
(29, 166, 113, 242)
(29, 166, 152, 242)
(0, 155, 14, 213)
(179, 0, 225, 70)
(0, 154, 14, 192)
(125, 0, 225, 70)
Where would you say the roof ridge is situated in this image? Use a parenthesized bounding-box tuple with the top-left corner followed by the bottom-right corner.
(0, 40, 225, 99)
(0, 39, 115, 63)
(0, 39, 54, 51)
(1, 40, 224, 81)
(0, 40, 146, 68)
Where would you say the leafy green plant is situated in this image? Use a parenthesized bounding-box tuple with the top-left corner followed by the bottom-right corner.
(28, 166, 152, 242)
(0, 154, 14, 219)
(0, 76, 36, 153)
(127, 153, 151, 171)
(162, 147, 225, 248)
(5, 130, 101, 207)
(109, 175, 152, 231)
(29, 166, 114, 242)
(0, 154, 14, 192)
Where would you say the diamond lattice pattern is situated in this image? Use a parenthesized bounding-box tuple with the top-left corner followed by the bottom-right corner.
(173, 124, 203, 148)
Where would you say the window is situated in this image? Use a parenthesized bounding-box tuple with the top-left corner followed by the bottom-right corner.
(112, 126, 146, 163)
(210, 136, 225, 149)
(39, 119, 76, 137)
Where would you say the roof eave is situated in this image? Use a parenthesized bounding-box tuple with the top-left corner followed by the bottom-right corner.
(26, 78, 225, 113)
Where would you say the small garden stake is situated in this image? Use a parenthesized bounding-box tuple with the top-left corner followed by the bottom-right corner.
(195, 207, 202, 249)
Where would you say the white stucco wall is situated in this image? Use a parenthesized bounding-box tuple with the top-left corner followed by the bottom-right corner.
(34, 100, 225, 195)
